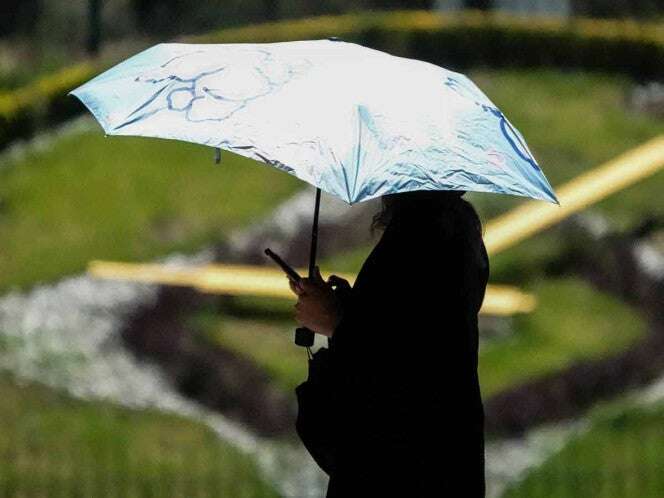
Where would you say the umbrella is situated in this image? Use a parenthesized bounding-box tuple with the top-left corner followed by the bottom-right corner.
(70, 37, 558, 346)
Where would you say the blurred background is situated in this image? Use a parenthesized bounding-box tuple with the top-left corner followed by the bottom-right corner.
(1, 1, 663, 497)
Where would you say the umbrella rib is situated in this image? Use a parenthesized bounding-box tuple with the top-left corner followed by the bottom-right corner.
(350, 104, 364, 202)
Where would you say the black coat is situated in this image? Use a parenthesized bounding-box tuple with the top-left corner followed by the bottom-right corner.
(297, 207, 489, 497)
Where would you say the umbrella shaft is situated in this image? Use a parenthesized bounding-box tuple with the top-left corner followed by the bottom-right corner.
(294, 188, 321, 349)
(308, 188, 321, 277)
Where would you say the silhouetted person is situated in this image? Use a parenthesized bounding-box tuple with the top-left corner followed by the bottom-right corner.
(290, 190, 489, 497)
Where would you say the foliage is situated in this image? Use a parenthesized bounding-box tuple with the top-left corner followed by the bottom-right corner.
(0, 374, 278, 497)
(0, 62, 101, 149)
(572, 0, 662, 20)
(194, 10, 664, 81)
(0, 0, 41, 37)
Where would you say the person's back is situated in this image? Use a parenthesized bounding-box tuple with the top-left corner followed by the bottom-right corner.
(326, 191, 489, 496)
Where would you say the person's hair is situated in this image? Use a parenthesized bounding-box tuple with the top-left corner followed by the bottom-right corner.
(371, 189, 482, 238)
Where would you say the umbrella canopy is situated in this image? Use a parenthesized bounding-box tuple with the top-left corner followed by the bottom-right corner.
(70, 39, 558, 205)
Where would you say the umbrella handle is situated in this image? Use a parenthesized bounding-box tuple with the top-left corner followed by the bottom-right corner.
(294, 188, 322, 349)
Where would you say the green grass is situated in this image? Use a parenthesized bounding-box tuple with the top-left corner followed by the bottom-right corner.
(0, 131, 301, 292)
(478, 278, 645, 397)
(192, 277, 645, 398)
(502, 402, 664, 498)
(0, 374, 279, 498)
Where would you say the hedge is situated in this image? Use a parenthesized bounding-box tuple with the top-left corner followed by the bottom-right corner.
(0, 61, 101, 149)
(192, 10, 664, 80)
(1, 9, 663, 151)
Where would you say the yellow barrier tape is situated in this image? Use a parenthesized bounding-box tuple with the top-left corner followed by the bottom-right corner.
(484, 135, 664, 255)
(87, 135, 664, 316)
(88, 260, 535, 316)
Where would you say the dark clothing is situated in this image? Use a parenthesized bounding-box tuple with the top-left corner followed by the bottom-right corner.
(324, 209, 489, 497)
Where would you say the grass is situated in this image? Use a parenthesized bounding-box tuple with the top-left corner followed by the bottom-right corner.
(501, 401, 664, 498)
(478, 277, 645, 397)
(0, 374, 279, 498)
(192, 276, 646, 398)
(0, 130, 301, 293)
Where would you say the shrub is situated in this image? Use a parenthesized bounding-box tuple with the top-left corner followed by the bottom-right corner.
(0, 61, 101, 149)
(194, 10, 664, 79)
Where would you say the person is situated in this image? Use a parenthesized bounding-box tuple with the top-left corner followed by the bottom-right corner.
(289, 189, 489, 497)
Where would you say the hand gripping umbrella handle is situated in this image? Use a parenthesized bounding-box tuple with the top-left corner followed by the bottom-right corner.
(294, 188, 322, 348)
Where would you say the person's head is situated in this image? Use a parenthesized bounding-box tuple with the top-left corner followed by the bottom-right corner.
(372, 189, 478, 231)
(371, 188, 485, 260)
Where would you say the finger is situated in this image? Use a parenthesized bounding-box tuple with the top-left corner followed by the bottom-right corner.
(299, 279, 319, 293)
(289, 279, 304, 295)
(314, 265, 324, 282)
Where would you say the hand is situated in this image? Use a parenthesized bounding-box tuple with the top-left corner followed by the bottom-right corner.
(327, 274, 351, 293)
(289, 266, 344, 337)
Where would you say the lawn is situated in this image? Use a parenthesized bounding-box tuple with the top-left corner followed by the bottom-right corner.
(478, 278, 644, 397)
(0, 129, 301, 293)
(501, 401, 664, 498)
(0, 374, 279, 498)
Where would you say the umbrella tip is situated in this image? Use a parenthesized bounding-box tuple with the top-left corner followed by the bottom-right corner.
(214, 148, 221, 165)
